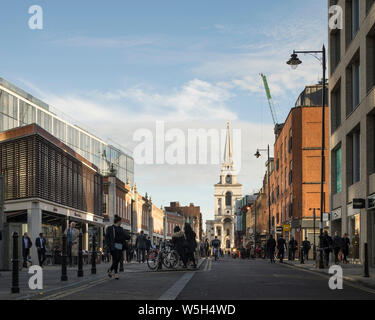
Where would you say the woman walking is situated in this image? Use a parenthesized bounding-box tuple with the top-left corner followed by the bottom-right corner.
(183, 223, 197, 268)
(105, 215, 130, 279)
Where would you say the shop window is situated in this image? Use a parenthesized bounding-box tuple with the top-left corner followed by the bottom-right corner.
(332, 145, 342, 193)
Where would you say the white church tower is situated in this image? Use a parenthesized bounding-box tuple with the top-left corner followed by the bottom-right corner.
(211, 121, 242, 251)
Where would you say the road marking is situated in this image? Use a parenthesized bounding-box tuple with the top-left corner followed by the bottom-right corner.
(39, 277, 109, 300)
(281, 262, 375, 295)
(158, 272, 195, 300)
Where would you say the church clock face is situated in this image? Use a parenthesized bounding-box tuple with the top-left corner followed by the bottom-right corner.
(226, 175, 232, 184)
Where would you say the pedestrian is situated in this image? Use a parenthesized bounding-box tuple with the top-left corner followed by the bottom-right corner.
(277, 235, 287, 263)
(266, 235, 276, 263)
(35, 233, 47, 267)
(332, 231, 342, 264)
(341, 233, 350, 264)
(135, 231, 147, 263)
(105, 215, 130, 279)
(172, 226, 187, 268)
(321, 230, 332, 267)
(302, 237, 311, 261)
(64, 222, 79, 267)
(22, 232, 32, 268)
(288, 237, 298, 261)
(183, 223, 197, 268)
(204, 239, 210, 257)
(146, 237, 152, 257)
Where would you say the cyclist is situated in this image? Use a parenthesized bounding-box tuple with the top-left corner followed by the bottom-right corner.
(211, 236, 221, 261)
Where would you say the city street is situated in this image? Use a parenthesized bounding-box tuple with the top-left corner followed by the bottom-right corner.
(11, 257, 375, 300)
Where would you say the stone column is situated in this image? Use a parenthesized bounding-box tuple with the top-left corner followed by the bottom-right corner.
(27, 201, 42, 265)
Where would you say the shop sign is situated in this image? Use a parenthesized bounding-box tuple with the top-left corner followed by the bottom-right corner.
(353, 198, 366, 209)
(283, 224, 290, 232)
(331, 208, 342, 221)
(368, 195, 375, 210)
(323, 213, 330, 222)
(276, 226, 283, 233)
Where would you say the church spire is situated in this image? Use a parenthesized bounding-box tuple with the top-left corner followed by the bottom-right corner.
(222, 120, 234, 170)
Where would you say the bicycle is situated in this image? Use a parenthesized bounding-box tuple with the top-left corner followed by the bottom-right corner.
(147, 243, 179, 271)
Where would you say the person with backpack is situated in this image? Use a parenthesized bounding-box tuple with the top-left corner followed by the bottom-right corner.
(211, 236, 221, 261)
(302, 237, 311, 261)
(105, 215, 130, 279)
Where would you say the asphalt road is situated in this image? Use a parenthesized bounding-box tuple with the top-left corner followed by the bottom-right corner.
(29, 257, 375, 300)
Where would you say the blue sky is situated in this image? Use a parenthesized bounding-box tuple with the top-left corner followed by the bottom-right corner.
(1, 0, 328, 222)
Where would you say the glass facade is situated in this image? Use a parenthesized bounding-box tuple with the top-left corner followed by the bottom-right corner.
(0, 80, 134, 184)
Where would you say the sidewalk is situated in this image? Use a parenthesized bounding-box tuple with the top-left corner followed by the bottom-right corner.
(283, 258, 375, 290)
(0, 261, 149, 300)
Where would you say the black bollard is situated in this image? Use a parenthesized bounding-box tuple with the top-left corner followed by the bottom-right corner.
(364, 243, 370, 278)
(77, 232, 83, 277)
(61, 234, 68, 281)
(91, 235, 97, 275)
(300, 246, 304, 264)
(11, 232, 20, 294)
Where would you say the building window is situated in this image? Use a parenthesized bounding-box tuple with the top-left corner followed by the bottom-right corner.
(347, 127, 361, 185)
(330, 29, 341, 73)
(366, 25, 375, 93)
(331, 80, 341, 132)
(346, 0, 360, 43)
(332, 145, 342, 194)
(346, 54, 360, 115)
(368, 112, 375, 174)
(367, 0, 375, 14)
(225, 192, 232, 206)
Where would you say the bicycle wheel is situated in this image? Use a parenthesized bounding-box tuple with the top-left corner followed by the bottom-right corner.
(147, 250, 159, 271)
(162, 250, 178, 269)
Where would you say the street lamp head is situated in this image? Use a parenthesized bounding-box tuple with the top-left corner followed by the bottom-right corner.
(287, 53, 302, 70)
(254, 150, 261, 158)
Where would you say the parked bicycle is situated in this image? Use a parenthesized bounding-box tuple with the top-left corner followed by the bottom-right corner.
(147, 241, 179, 271)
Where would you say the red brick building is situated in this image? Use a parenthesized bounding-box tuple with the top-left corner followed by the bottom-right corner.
(266, 84, 329, 252)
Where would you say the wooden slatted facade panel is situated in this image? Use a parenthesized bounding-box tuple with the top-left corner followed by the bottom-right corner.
(0, 133, 103, 216)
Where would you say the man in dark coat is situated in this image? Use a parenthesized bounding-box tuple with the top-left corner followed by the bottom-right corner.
(321, 230, 333, 266)
(135, 231, 147, 263)
(22, 232, 33, 268)
(266, 235, 276, 263)
(277, 235, 287, 263)
(35, 233, 47, 267)
(332, 231, 342, 264)
(146, 237, 152, 256)
(184, 223, 197, 268)
(341, 233, 350, 263)
(288, 237, 298, 261)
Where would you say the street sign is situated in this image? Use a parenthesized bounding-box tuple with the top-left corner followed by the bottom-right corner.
(276, 226, 283, 233)
(353, 198, 366, 209)
(283, 224, 290, 232)
(323, 212, 330, 221)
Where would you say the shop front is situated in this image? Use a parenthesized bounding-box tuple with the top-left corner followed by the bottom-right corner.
(347, 204, 361, 261)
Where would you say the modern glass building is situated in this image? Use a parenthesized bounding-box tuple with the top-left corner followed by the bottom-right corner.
(0, 77, 134, 184)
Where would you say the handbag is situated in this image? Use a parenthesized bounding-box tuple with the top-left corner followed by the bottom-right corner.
(113, 227, 123, 250)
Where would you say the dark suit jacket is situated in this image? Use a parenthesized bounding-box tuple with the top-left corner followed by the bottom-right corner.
(36, 237, 47, 251)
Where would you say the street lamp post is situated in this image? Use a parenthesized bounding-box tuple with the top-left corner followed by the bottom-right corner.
(254, 145, 271, 236)
(287, 45, 326, 269)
